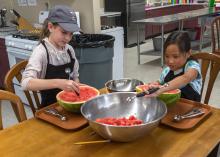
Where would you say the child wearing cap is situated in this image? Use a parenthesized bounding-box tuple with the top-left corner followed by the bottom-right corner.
(21, 5, 81, 107)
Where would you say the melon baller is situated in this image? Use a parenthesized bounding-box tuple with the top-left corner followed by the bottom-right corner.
(126, 83, 169, 102)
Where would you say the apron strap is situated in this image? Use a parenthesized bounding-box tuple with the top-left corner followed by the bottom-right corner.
(41, 40, 50, 64)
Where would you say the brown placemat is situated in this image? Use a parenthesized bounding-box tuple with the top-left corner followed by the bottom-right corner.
(35, 103, 88, 130)
(161, 99, 212, 130)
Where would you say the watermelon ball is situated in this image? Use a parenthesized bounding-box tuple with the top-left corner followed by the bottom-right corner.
(136, 84, 181, 107)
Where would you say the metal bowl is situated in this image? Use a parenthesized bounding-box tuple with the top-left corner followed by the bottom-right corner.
(81, 92, 167, 142)
(105, 78, 144, 92)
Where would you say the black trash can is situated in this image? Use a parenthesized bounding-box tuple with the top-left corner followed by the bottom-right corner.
(70, 34, 115, 89)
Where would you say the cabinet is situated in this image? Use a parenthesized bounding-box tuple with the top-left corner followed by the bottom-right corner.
(145, 4, 206, 39)
(0, 38, 10, 89)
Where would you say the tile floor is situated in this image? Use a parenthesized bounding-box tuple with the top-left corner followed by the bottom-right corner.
(1, 37, 220, 129)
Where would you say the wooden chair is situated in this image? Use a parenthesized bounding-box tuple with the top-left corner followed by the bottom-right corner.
(191, 52, 220, 104)
(0, 90, 27, 130)
(4, 60, 41, 120)
(211, 16, 220, 55)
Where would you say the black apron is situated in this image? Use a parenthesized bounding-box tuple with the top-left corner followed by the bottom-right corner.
(40, 41, 75, 107)
(164, 60, 201, 102)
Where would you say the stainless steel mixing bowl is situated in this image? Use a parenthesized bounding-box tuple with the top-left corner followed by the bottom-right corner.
(81, 92, 167, 142)
(105, 78, 144, 92)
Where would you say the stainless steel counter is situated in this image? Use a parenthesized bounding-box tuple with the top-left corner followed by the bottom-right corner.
(145, 3, 208, 11)
(133, 7, 220, 65)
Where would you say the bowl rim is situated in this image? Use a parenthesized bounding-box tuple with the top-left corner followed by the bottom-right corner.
(105, 78, 145, 92)
(81, 92, 167, 128)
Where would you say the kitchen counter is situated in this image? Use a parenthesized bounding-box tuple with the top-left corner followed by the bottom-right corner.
(0, 95, 220, 156)
(145, 3, 208, 10)
(0, 25, 17, 38)
(100, 12, 121, 17)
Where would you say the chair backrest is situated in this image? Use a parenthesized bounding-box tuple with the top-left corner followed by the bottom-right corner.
(4, 60, 41, 116)
(0, 90, 27, 130)
(191, 52, 220, 104)
(211, 16, 220, 55)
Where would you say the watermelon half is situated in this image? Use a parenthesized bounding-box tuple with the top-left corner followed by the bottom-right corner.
(56, 85, 100, 113)
(136, 84, 181, 106)
(158, 89, 181, 106)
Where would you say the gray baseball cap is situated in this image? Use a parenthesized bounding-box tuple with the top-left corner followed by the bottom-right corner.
(48, 5, 80, 32)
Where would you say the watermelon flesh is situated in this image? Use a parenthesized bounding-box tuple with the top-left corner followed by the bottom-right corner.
(56, 85, 100, 113)
(136, 84, 181, 106)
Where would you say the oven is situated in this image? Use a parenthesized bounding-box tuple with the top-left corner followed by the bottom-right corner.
(5, 35, 39, 106)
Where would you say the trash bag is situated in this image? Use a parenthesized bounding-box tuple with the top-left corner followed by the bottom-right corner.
(70, 34, 115, 48)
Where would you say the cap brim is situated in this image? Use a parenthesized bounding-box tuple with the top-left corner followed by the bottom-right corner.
(59, 23, 80, 32)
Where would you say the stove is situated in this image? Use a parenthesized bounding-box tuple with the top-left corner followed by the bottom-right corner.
(5, 35, 39, 105)
(5, 35, 38, 54)
(12, 32, 39, 41)
(101, 25, 116, 30)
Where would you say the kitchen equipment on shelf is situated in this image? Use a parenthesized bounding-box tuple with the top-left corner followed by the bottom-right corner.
(105, 78, 144, 92)
(10, 9, 40, 32)
(105, 0, 145, 47)
(0, 8, 7, 27)
(81, 92, 167, 142)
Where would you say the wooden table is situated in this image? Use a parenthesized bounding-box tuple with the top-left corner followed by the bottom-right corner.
(1, 98, 220, 156)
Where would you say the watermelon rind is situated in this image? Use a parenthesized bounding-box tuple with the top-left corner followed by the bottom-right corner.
(56, 86, 100, 113)
(136, 84, 149, 93)
(158, 89, 181, 106)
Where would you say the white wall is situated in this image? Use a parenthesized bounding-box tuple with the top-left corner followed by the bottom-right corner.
(3, 0, 101, 33)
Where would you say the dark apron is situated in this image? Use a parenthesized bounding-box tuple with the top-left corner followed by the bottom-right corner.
(40, 41, 75, 107)
(164, 61, 201, 102)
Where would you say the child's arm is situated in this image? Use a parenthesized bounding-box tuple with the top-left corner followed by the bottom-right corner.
(151, 68, 198, 96)
(26, 78, 80, 93)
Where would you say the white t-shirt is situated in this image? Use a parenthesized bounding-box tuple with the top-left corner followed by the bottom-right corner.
(21, 38, 79, 90)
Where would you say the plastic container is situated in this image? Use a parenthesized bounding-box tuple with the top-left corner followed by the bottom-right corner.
(70, 34, 115, 89)
(208, 0, 215, 7)
(152, 37, 166, 51)
(184, 28, 197, 41)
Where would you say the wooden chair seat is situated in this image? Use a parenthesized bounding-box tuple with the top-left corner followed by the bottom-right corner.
(192, 52, 220, 104)
(4, 60, 41, 120)
(0, 90, 27, 130)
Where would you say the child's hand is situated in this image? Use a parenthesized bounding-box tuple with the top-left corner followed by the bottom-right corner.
(144, 90, 160, 98)
(147, 81, 161, 89)
(144, 83, 168, 98)
(59, 79, 80, 94)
